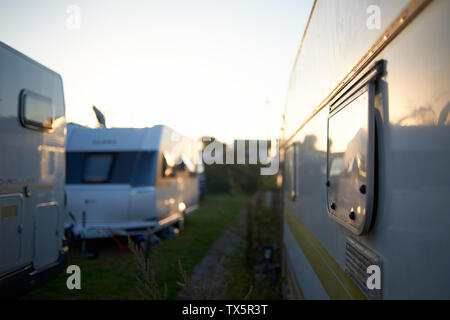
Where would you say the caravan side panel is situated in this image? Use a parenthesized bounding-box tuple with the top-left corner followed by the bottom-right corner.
(283, 0, 450, 299)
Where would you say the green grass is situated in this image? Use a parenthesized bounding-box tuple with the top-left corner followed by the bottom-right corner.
(22, 193, 244, 300)
(225, 206, 283, 300)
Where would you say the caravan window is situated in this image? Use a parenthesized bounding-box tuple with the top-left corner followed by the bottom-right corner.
(67, 151, 155, 185)
(112, 152, 139, 183)
(132, 152, 157, 186)
(83, 154, 113, 183)
(162, 153, 176, 178)
(20, 90, 54, 130)
(66, 153, 84, 183)
(327, 84, 375, 235)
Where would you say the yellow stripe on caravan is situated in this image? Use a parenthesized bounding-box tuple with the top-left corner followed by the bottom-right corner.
(284, 207, 366, 300)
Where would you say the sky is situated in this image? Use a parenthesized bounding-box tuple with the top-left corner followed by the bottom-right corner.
(0, 0, 313, 142)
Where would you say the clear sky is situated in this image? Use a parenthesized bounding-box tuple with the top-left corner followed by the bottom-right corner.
(0, 0, 313, 142)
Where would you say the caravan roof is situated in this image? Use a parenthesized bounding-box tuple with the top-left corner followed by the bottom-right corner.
(67, 125, 164, 152)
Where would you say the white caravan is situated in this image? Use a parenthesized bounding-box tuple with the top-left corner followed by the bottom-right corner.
(282, 0, 450, 299)
(0, 42, 68, 297)
(65, 124, 200, 239)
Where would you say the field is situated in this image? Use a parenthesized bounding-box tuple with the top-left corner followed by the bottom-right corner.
(23, 193, 244, 300)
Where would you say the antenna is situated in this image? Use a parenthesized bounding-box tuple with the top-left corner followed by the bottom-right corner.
(92, 105, 106, 128)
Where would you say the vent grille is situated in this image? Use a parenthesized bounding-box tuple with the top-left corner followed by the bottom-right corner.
(345, 237, 382, 300)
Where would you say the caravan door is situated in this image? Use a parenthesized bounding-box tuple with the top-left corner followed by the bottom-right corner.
(128, 151, 158, 222)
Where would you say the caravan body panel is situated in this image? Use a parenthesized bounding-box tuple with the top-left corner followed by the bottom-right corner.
(282, 0, 450, 299)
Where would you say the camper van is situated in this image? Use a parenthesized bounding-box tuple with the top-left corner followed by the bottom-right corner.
(281, 0, 450, 299)
(65, 124, 200, 239)
(0, 42, 68, 297)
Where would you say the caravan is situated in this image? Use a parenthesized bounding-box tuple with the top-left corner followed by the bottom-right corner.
(0, 42, 68, 297)
(281, 0, 450, 299)
(65, 124, 200, 239)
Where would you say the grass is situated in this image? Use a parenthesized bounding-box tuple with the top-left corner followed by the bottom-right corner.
(22, 193, 244, 300)
(225, 234, 282, 300)
(225, 196, 283, 300)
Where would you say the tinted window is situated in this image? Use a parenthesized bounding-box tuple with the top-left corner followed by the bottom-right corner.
(83, 154, 113, 183)
(132, 152, 157, 186)
(111, 152, 139, 183)
(66, 151, 151, 184)
(66, 153, 84, 184)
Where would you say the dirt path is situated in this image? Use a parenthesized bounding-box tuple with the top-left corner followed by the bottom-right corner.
(176, 208, 247, 300)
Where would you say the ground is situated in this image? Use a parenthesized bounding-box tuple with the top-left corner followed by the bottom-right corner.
(176, 207, 248, 299)
(23, 193, 244, 300)
(22, 191, 282, 300)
